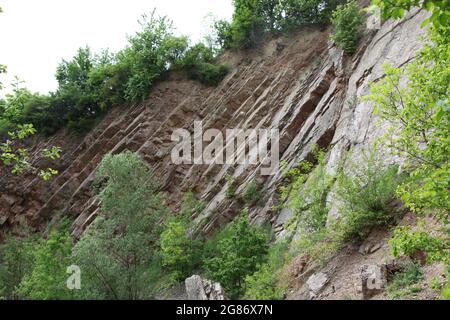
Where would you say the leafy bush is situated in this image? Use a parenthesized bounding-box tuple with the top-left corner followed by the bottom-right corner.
(229, 0, 266, 49)
(225, 174, 237, 199)
(160, 219, 202, 282)
(204, 210, 270, 298)
(176, 43, 229, 86)
(0, 232, 38, 299)
(160, 193, 204, 282)
(284, 147, 403, 268)
(243, 179, 263, 207)
(389, 225, 449, 263)
(442, 283, 450, 300)
(21, 94, 63, 136)
(283, 149, 334, 232)
(387, 262, 424, 299)
(0, 79, 33, 135)
(243, 241, 288, 300)
(179, 192, 206, 218)
(292, 228, 343, 264)
(331, 1, 364, 54)
(186, 63, 229, 86)
(0, 118, 14, 137)
(17, 230, 74, 300)
(72, 151, 169, 299)
(334, 151, 404, 242)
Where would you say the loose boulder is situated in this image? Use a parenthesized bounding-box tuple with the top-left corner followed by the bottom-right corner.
(306, 272, 329, 298)
(185, 275, 226, 300)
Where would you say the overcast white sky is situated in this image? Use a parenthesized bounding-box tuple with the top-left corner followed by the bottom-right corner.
(0, 0, 233, 94)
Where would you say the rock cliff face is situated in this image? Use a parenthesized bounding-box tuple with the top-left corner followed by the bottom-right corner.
(0, 9, 427, 246)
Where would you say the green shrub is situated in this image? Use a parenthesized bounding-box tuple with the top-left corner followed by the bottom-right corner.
(243, 241, 288, 300)
(17, 230, 74, 300)
(243, 179, 263, 207)
(179, 192, 206, 219)
(286, 147, 404, 266)
(331, 1, 365, 54)
(160, 219, 202, 282)
(204, 210, 270, 298)
(186, 63, 229, 86)
(441, 283, 450, 300)
(160, 193, 204, 282)
(229, 0, 266, 49)
(0, 232, 38, 299)
(285, 149, 334, 232)
(387, 262, 424, 299)
(178, 43, 229, 86)
(389, 225, 449, 263)
(21, 94, 63, 136)
(0, 118, 14, 136)
(0, 79, 32, 133)
(1, 124, 61, 180)
(334, 151, 404, 242)
(225, 174, 237, 199)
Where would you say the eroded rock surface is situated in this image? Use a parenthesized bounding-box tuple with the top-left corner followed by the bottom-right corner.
(0, 9, 428, 249)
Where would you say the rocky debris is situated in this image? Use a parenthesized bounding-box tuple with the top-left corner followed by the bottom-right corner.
(306, 272, 329, 298)
(359, 242, 382, 255)
(185, 275, 226, 300)
(359, 264, 387, 300)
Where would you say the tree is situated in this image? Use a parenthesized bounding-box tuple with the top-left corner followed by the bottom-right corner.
(331, 1, 365, 54)
(371, 0, 449, 27)
(230, 0, 266, 48)
(56, 47, 94, 90)
(213, 19, 234, 50)
(17, 230, 74, 300)
(0, 77, 33, 134)
(72, 152, 169, 299)
(204, 211, 270, 298)
(365, 26, 449, 221)
(218, 0, 347, 50)
(119, 11, 186, 101)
